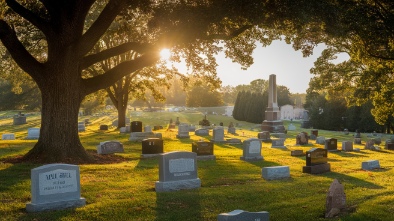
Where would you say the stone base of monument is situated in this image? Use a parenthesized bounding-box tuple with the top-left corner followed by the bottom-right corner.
(261, 120, 285, 133)
(129, 132, 157, 142)
(362, 160, 380, 170)
(140, 153, 162, 158)
(26, 198, 86, 212)
(226, 138, 242, 144)
(302, 163, 331, 174)
(155, 178, 201, 192)
(240, 156, 263, 161)
(196, 155, 216, 160)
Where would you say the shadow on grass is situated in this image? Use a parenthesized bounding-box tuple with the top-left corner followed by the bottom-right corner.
(317, 172, 383, 189)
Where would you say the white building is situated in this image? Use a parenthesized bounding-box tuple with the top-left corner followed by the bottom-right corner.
(280, 105, 304, 120)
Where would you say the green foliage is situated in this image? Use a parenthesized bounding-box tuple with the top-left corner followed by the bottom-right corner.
(186, 83, 224, 107)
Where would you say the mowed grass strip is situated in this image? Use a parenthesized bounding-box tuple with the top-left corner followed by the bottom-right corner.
(1, 110, 394, 220)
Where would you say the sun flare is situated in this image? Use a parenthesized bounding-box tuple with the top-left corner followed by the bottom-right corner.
(160, 48, 171, 60)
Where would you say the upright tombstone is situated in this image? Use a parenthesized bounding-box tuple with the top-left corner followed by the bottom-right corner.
(240, 138, 263, 161)
(288, 124, 296, 131)
(155, 151, 201, 192)
(385, 137, 394, 150)
(316, 136, 326, 145)
(325, 179, 346, 218)
(300, 110, 310, 128)
(342, 141, 353, 151)
(311, 129, 319, 137)
(354, 130, 362, 144)
(27, 128, 40, 139)
(176, 123, 190, 138)
(365, 140, 376, 150)
(2, 133, 15, 140)
(303, 148, 330, 174)
(192, 141, 215, 160)
(99, 125, 108, 130)
(296, 132, 309, 145)
(218, 210, 269, 221)
(227, 127, 236, 134)
(78, 122, 85, 132)
(129, 132, 156, 142)
(258, 131, 271, 143)
(26, 164, 86, 212)
(211, 127, 226, 143)
(96, 141, 124, 154)
(131, 121, 142, 132)
(261, 74, 285, 133)
(343, 128, 349, 135)
(325, 138, 338, 152)
(195, 128, 209, 136)
(144, 125, 152, 132)
(271, 138, 286, 148)
(141, 138, 164, 158)
(13, 113, 27, 125)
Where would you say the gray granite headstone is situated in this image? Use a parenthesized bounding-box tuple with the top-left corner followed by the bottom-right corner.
(195, 128, 209, 136)
(218, 210, 269, 221)
(211, 127, 226, 143)
(288, 124, 296, 131)
(176, 124, 190, 138)
(316, 136, 326, 145)
(271, 138, 286, 148)
(96, 141, 124, 154)
(13, 115, 27, 125)
(2, 133, 15, 140)
(78, 122, 85, 132)
(241, 138, 263, 161)
(27, 128, 40, 139)
(262, 166, 290, 180)
(362, 160, 380, 170)
(365, 140, 375, 150)
(26, 164, 85, 212)
(342, 141, 353, 151)
(155, 151, 201, 192)
(227, 127, 236, 134)
(144, 125, 152, 132)
(354, 138, 362, 144)
(129, 132, 156, 142)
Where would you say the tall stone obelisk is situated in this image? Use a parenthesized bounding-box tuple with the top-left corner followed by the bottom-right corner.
(261, 74, 285, 133)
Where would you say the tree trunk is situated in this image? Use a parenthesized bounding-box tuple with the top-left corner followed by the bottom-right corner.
(117, 104, 127, 128)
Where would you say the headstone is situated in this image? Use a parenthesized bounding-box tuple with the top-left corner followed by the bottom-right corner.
(271, 138, 286, 148)
(78, 122, 85, 132)
(325, 138, 338, 152)
(316, 136, 325, 145)
(240, 138, 263, 161)
(84, 119, 90, 125)
(96, 141, 124, 154)
(310, 134, 317, 140)
(99, 125, 108, 130)
(131, 121, 142, 132)
(141, 138, 164, 158)
(13, 115, 27, 125)
(385, 139, 394, 150)
(227, 127, 236, 134)
(2, 133, 15, 140)
(192, 141, 215, 160)
(261, 74, 285, 133)
(155, 151, 201, 192)
(258, 131, 271, 143)
(226, 138, 242, 144)
(189, 125, 196, 132)
(343, 128, 349, 135)
(144, 125, 152, 132)
(175, 117, 180, 125)
(195, 128, 209, 136)
(119, 127, 128, 133)
(325, 179, 346, 218)
(26, 164, 86, 212)
(271, 133, 286, 139)
(27, 128, 40, 139)
(354, 138, 362, 144)
(176, 124, 190, 138)
(311, 129, 318, 137)
(291, 150, 304, 156)
(262, 166, 290, 180)
(341, 141, 353, 151)
(129, 132, 157, 142)
(303, 148, 330, 174)
(372, 137, 381, 145)
(288, 124, 296, 131)
(362, 160, 380, 170)
(301, 110, 310, 128)
(354, 130, 361, 138)
(365, 140, 376, 150)
(153, 125, 161, 131)
(211, 127, 226, 143)
(218, 210, 269, 221)
(296, 132, 309, 145)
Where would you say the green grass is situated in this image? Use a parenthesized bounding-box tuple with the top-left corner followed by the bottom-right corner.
(1, 111, 394, 220)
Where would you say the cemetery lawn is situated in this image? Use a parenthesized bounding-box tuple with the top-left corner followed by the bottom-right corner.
(1, 110, 394, 221)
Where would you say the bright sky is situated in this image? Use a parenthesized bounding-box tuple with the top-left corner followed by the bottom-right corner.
(168, 40, 349, 94)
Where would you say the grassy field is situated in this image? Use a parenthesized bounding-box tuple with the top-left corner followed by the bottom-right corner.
(1, 110, 394, 221)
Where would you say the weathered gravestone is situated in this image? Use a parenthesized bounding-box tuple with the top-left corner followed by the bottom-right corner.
(119, 126, 130, 133)
(192, 141, 215, 160)
(227, 127, 236, 134)
(385, 138, 394, 150)
(311, 129, 318, 137)
(2, 133, 15, 140)
(26, 164, 85, 212)
(144, 125, 152, 132)
(365, 140, 377, 150)
(343, 128, 349, 135)
(241, 138, 263, 161)
(341, 141, 353, 151)
(189, 125, 196, 132)
(296, 132, 309, 145)
(316, 137, 325, 145)
(13, 114, 27, 125)
(218, 210, 269, 221)
(27, 128, 40, 139)
(362, 160, 380, 170)
(325, 138, 338, 152)
(325, 179, 346, 218)
(155, 151, 201, 192)
(288, 124, 296, 131)
(176, 123, 190, 138)
(258, 131, 271, 143)
(303, 148, 330, 174)
(291, 150, 304, 156)
(211, 127, 226, 143)
(195, 128, 209, 136)
(129, 132, 157, 142)
(99, 125, 108, 130)
(271, 138, 286, 148)
(354, 137, 362, 145)
(96, 141, 124, 154)
(141, 138, 164, 158)
(78, 122, 85, 132)
(131, 121, 142, 132)
(262, 166, 290, 180)
(372, 137, 381, 145)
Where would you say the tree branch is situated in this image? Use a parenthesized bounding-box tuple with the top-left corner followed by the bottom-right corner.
(206, 25, 253, 40)
(83, 52, 160, 95)
(0, 20, 44, 81)
(6, 0, 49, 34)
(77, 0, 126, 57)
(81, 42, 154, 69)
